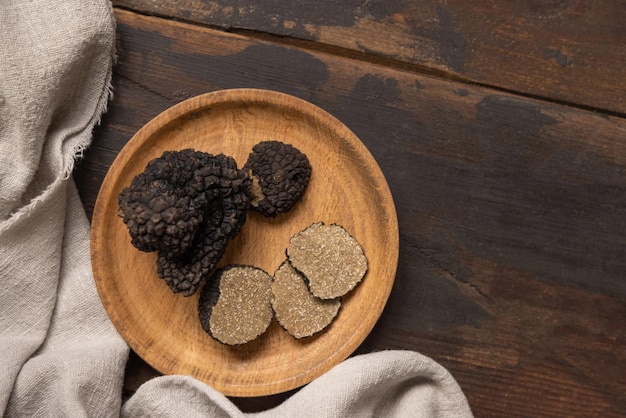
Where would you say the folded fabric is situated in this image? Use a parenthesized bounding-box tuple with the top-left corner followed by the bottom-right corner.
(0, 1, 473, 417)
(0, 1, 128, 416)
(122, 350, 473, 418)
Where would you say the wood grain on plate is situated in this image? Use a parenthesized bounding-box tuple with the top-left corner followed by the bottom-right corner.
(90, 88, 399, 397)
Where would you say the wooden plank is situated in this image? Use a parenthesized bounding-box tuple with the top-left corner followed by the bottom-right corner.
(75, 9, 626, 416)
(113, 0, 626, 115)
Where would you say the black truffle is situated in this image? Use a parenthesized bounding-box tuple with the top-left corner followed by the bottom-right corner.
(243, 141, 311, 217)
(156, 191, 249, 296)
(118, 149, 215, 256)
(199, 265, 273, 345)
(118, 149, 251, 296)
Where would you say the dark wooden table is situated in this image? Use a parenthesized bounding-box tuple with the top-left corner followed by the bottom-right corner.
(74, 2, 626, 416)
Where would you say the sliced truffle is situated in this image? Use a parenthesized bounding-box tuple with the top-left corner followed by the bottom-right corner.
(199, 265, 273, 345)
(287, 222, 368, 299)
(243, 141, 311, 217)
(272, 261, 341, 339)
(118, 149, 251, 296)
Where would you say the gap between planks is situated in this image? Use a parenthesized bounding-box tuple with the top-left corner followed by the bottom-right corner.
(112, 6, 626, 120)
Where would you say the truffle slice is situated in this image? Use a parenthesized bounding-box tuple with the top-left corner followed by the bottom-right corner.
(287, 222, 368, 299)
(272, 261, 341, 339)
(199, 265, 273, 345)
(243, 141, 311, 217)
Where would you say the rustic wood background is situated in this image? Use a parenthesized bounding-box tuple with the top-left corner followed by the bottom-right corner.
(74, 2, 626, 416)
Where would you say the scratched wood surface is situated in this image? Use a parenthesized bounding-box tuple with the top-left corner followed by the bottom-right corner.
(113, 0, 626, 115)
(74, 7, 626, 417)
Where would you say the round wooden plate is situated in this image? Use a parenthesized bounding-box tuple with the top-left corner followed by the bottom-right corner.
(91, 88, 399, 397)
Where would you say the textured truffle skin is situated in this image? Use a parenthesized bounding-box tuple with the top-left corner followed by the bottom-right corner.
(243, 141, 311, 217)
(118, 149, 214, 256)
(156, 188, 249, 296)
(118, 149, 251, 296)
(198, 266, 222, 334)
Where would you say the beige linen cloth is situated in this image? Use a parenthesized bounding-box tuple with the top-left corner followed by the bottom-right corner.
(0, 1, 472, 417)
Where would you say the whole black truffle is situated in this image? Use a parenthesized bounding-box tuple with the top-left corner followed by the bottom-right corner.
(243, 141, 311, 217)
(118, 149, 251, 296)
(118, 149, 214, 256)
